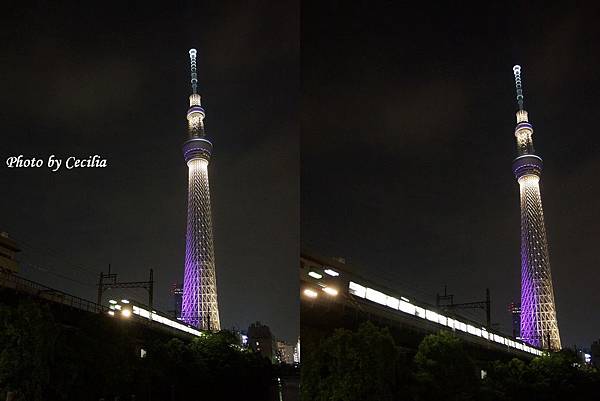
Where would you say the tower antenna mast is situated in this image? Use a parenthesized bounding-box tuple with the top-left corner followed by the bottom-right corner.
(189, 49, 198, 95)
(513, 65, 524, 111)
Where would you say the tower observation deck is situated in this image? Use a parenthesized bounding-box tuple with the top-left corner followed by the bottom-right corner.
(181, 49, 220, 330)
(511, 65, 560, 350)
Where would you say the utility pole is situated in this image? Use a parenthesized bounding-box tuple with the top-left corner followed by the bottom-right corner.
(436, 284, 454, 307)
(148, 268, 154, 308)
(486, 288, 491, 330)
(437, 286, 492, 328)
(97, 266, 154, 308)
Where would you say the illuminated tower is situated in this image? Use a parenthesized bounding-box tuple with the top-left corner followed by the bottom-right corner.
(181, 49, 220, 330)
(511, 65, 560, 350)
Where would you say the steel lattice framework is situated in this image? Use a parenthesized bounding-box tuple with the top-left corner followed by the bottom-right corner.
(511, 66, 560, 350)
(181, 49, 220, 330)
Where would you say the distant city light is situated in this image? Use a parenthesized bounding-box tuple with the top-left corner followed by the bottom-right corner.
(322, 287, 338, 296)
(585, 353, 591, 363)
(303, 289, 318, 298)
(308, 271, 323, 279)
(121, 309, 132, 318)
(121, 299, 130, 304)
(115, 304, 122, 310)
(324, 268, 339, 277)
(294, 338, 301, 364)
(108, 311, 115, 316)
(109, 299, 117, 305)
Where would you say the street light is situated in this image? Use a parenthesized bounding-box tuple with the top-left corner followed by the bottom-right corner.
(303, 288, 318, 298)
(121, 308, 132, 318)
(308, 271, 322, 279)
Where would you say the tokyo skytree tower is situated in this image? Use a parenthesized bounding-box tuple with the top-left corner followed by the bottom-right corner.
(511, 65, 560, 350)
(181, 49, 220, 330)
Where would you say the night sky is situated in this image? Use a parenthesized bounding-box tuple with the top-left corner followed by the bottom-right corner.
(1, 2, 298, 342)
(302, 2, 600, 348)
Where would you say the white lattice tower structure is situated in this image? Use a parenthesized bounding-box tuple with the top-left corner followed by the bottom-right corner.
(181, 49, 220, 330)
(511, 65, 560, 350)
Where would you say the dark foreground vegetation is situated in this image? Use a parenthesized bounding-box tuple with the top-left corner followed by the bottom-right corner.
(302, 321, 600, 401)
(0, 298, 274, 401)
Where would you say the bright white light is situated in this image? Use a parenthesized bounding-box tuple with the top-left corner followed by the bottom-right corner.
(135, 306, 150, 318)
(109, 305, 116, 310)
(322, 287, 338, 296)
(400, 297, 410, 302)
(467, 325, 481, 337)
(324, 269, 339, 277)
(121, 309, 132, 318)
(109, 300, 117, 305)
(399, 300, 416, 315)
(115, 304, 122, 310)
(516, 110, 529, 123)
(189, 93, 201, 106)
(308, 271, 322, 279)
(303, 289, 318, 298)
(386, 296, 399, 309)
(131, 305, 202, 337)
(121, 299, 130, 304)
(414, 306, 425, 319)
(349, 282, 366, 298)
(426, 310, 439, 323)
(188, 157, 209, 170)
(108, 311, 115, 316)
(518, 174, 540, 186)
(366, 288, 387, 306)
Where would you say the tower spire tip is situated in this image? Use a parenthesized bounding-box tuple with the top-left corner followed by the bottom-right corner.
(189, 48, 198, 94)
(513, 64, 524, 110)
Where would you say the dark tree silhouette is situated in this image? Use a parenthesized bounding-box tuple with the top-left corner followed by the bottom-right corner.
(301, 321, 409, 401)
